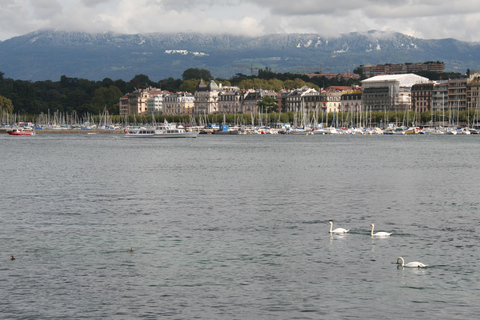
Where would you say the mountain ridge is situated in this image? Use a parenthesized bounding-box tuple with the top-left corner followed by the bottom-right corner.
(0, 30, 478, 81)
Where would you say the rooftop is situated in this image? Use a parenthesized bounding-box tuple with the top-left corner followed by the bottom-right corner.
(362, 74, 429, 87)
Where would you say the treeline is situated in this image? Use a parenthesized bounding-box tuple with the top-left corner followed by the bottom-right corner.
(0, 67, 465, 118)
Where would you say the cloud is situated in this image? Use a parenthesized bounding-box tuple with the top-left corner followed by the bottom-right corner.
(31, 0, 62, 20)
(81, 0, 110, 6)
(1, 0, 480, 41)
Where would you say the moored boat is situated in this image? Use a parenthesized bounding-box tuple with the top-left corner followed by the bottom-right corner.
(125, 122, 198, 138)
(7, 128, 36, 136)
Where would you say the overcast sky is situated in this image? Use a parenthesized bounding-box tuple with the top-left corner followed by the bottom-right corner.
(1, 0, 480, 42)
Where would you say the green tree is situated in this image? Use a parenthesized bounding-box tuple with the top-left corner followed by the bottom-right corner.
(158, 77, 182, 92)
(91, 86, 124, 114)
(0, 95, 14, 113)
(179, 79, 200, 93)
(257, 96, 277, 113)
(267, 79, 284, 91)
(182, 68, 213, 81)
(129, 74, 156, 89)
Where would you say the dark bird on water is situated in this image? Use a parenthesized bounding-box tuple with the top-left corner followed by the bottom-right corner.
(11, 255, 15, 260)
(128, 247, 133, 252)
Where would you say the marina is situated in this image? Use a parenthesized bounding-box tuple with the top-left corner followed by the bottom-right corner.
(2, 122, 480, 136)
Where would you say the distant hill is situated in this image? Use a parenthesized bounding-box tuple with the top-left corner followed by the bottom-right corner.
(0, 30, 479, 81)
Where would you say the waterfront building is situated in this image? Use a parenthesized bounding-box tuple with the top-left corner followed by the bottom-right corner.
(466, 73, 480, 112)
(194, 80, 220, 115)
(146, 92, 169, 116)
(322, 87, 344, 113)
(340, 89, 362, 113)
(119, 96, 129, 116)
(432, 81, 448, 112)
(242, 89, 277, 114)
(285, 87, 323, 113)
(277, 89, 290, 113)
(361, 74, 429, 112)
(127, 89, 148, 115)
(164, 92, 195, 116)
(218, 86, 242, 114)
(411, 82, 434, 113)
(448, 77, 467, 110)
(125, 87, 166, 115)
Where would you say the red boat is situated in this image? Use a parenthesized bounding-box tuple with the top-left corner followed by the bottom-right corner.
(7, 128, 36, 136)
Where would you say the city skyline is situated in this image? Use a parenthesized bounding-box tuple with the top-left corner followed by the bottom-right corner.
(1, 0, 480, 42)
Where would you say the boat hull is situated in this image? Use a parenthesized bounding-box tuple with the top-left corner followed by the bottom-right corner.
(125, 132, 198, 138)
(7, 129, 35, 136)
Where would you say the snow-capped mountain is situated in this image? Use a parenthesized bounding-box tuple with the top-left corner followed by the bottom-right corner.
(0, 30, 478, 81)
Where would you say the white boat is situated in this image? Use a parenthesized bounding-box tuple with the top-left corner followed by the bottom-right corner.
(125, 122, 198, 138)
(458, 128, 471, 135)
(444, 128, 457, 135)
(313, 127, 339, 134)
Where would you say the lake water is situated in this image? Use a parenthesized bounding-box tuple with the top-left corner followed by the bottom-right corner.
(1, 133, 479, 319)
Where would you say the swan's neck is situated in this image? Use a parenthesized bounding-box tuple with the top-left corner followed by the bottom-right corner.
(370, 225, 374, 235)
(329, 223, 333, 232)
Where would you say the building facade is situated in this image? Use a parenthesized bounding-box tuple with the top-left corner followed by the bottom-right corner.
(411, 82, 434, 113)
(432, 81, 448, 112)
(285, 87, 323, 113)
(119, 96, 129, 116)
(467, 74, 480, 112)
(361, 74, 429, 111)
(146, 94, 166, 115)
(340, 90, 362, 113)
(164, 92, 195, 116)
(360, 62, 445, 78)
(448, 77, 467, 110)
(241, 89, 277, 114)
(194, 80, 220, 115)
(217, 86, 242, 114)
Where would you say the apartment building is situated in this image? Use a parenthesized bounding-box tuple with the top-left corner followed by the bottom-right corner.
(217, 86, 242, 114)
(467, 74, 480, 111)
(360, 62, 445, 78)
(124, 87, 166, 115)
(432, 81, 448, 112)
(146, 93, 167, 116)
(411, 82, 434, 113)
(284, 87, 322, 113)
(119, 96, 129, 116)
(194, 80, 220, 115)
(340, 90, 362, 113)
(242, 89, 277, 114)
(448, 77, 467, 110)
(164, 92, 195, 116)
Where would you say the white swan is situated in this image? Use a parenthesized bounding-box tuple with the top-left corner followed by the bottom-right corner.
(328, 221, 349, 234)
(396, 257, 427, 268)
(370, 224, 392, 237)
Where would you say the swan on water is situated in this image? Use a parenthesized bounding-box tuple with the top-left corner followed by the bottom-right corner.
(370, 224, 392, 237)
(396, 257, 427, 268)
(328, 221, 349, 234)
